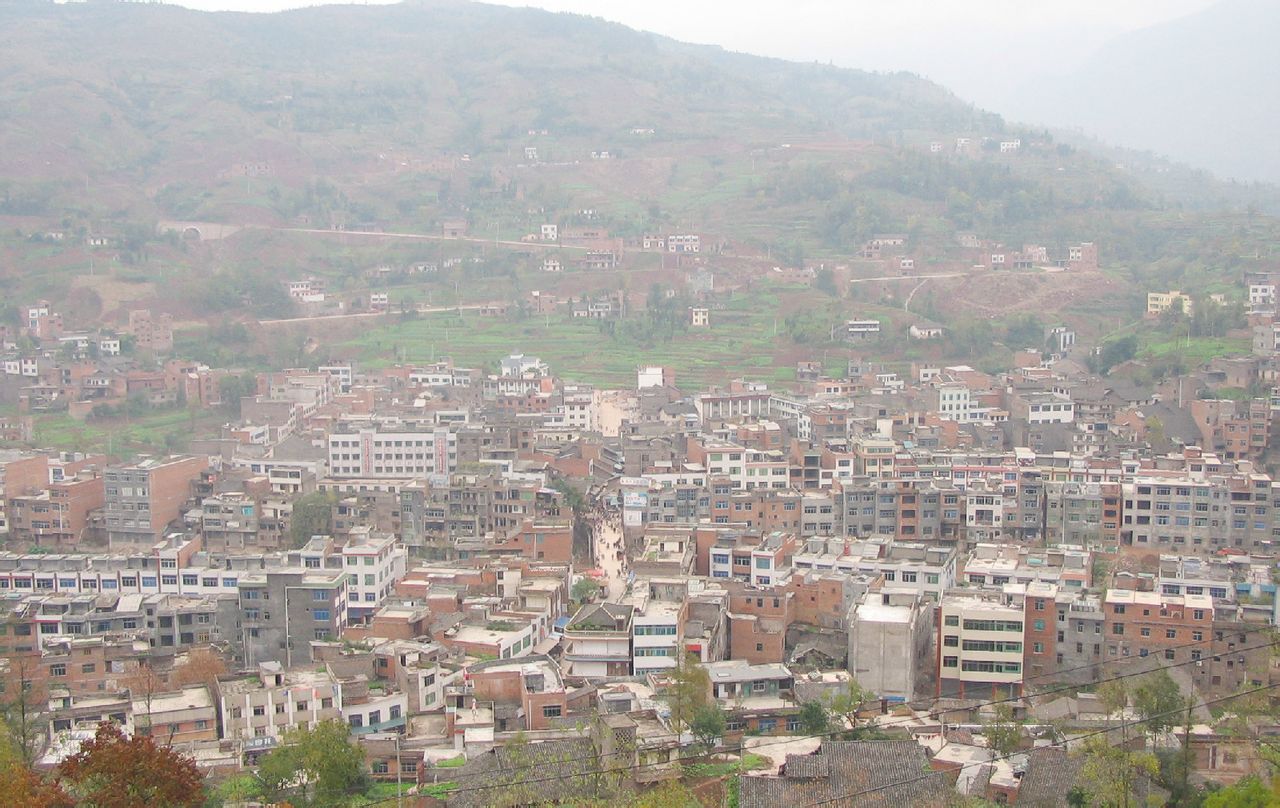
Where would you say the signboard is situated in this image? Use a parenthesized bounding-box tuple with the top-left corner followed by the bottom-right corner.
(622, 491, 648, 509)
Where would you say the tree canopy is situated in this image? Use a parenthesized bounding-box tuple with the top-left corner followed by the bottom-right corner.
(257, 719, 370, 808)
(58, 721, 204, 808)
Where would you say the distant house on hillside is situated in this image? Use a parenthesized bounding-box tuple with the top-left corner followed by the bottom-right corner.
(440, 219, 468, 238)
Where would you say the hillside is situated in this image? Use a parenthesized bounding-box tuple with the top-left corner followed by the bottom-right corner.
(1005, 0, 1280, 184)
(0, 0, 1277, 391)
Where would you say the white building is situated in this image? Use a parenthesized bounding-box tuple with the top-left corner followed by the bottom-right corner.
(630, 599, 682, 675)
(1019, 392, 1076, 425)
(326, 427, 456, 483)
(318, 364, 353, 394)
(342, 530, 407, 622)
(938, 596, 1026, 699)
(540, 224, 558, 242)
(667, 234, 700, 253)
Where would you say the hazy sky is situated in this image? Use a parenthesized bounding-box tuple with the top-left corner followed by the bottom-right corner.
(169, 0, 1221, 110)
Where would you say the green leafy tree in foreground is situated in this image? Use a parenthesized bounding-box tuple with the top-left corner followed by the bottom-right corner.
(257, 719, 369, 808)
(981, 703, 1022, 757)
(665, 653, 710, 734)
(689, 703, 725, 750)
(826, 679, 871, 733)
(572, 577, 601, 604)
(289, 491, 335, 547)
(1202, 776, 1280, 808)
(1076, 735, 1159, 808)
(798, 700, 830, 735)
(1132, 670, 1183, 744)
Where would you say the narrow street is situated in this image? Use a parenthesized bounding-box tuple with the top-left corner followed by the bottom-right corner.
(589, 508, 628, 601)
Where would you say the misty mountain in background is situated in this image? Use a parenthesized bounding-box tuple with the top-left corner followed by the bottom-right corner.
(1005, 0, 1280, 185)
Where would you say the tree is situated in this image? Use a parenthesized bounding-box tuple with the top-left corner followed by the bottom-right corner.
(571, 577, 600, 605)
(1132, 670, 1183, 744)
(798, 701, 830, 735)
(257, 719, 369, 808)
(0, 726, 71, 808)
(1096, 679, 1128, 718)
(1202, 776, 1280, 808)
(1097, 335, 1139, 375)
(981, 704, 1022, 757)
(57, 721, 204, 808)
(664, 652, 710, 734)
(123, 662, 165, 741)
(0, 648, 48, 765)
(1076, 735, 1159, 808)
(826, 679, 871, 733)
(814, 268, 838, 297)
(217, 373, 256, 417)
(289, 491, 335, 547)
(169, 647, 228, 692)
(689, 703, 725, 751)
(629, 781, 702, 808)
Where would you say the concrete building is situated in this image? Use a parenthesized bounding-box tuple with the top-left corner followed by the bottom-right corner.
(238, 568, 349, 667)
(104, 455, 210, 547)
(218, 662, 342, 744)
(341, 530, 406, 623)
(937, 595, 1025, 698)
(629, 596, 684, 675)
(846, 588, 932, 701)
(562, 602, 633, 678)
(327, 426, 456, 483)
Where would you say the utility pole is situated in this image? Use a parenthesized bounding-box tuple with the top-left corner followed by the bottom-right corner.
(395, 733, 403, 808)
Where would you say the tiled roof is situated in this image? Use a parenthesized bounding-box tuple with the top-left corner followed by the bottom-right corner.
(739, 740, 955, 808)
(1012, 747, 1085, 808)
(444, 738, 600, 808)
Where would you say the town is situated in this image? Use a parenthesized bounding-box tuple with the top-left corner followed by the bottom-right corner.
(2, 244, 1280, 805)
(3, 1, 1280, 806)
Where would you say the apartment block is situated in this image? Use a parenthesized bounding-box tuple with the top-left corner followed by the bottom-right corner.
(937, 595, 1025, 699)
(104, 455, 210, 547)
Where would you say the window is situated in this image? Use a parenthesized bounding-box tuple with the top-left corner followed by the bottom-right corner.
(252, 706, 265, 716)
(542, 705, 562, 718)
(942, 656, 958, 668)
(313, 609, 331, 622)
(944, 615, 959, 627)
(372, 762, 389, 774)
(50, 664, 66, 677)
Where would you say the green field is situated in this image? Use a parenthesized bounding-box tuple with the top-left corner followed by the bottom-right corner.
(1142, 335, 1251, 364)
(25, 408, 225, 458)
(338, 284, 853, 389)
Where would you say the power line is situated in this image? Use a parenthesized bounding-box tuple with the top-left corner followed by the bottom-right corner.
(349, 632, 1279, 805)
(798, 680, 1280, 807)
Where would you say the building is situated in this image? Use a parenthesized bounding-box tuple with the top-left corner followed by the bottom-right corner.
(126, 310, 173, 352)
(133, 685, 219, 745)
(104, 456, 210, 547)
(562, 602, 633, 678)
(218, 662, 342, 744)
(342, 531, 407, 623)
(937, 594, 1025, 698)
(327, 426, 456, 483)
(630, 596, 684, 675)
(1147, 290, 1194, 317)
(689, 307, 710, 328)
(847, 588, 932, 701)
(238, 569, 349, 667)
